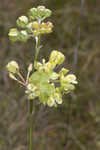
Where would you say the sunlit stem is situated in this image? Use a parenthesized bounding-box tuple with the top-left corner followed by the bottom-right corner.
(26, 71, 30, 84)
(34, 19, 41, 66)
(9, 73, 26, 86)
(34, 35, 41, 65)
(18, 72, 26, 83)
(16, 79, 26, 86)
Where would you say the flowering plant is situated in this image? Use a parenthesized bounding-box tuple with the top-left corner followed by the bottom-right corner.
(6, 6, 78, 150)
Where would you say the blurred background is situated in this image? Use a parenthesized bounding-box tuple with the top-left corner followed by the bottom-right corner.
(0, 0, 100, 150)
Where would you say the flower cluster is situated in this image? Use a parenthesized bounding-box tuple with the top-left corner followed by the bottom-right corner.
(7, 6, 78, 107)
(27, 50, 78, 107)
(6, 50, 78, 107)
(8, 6, 53, 42)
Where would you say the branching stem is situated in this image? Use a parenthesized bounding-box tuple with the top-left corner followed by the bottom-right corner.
(18, 72, 26, 83)
(29, 33, 41, 150)
(34, 35, 41, 64)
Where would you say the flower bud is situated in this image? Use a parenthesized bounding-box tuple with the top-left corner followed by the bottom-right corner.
(8, 28, 19, 42)
(31, 21, 39, 29)
(47, 22, 53, 28)
(59, 68, 69, 75)
(45, 9, 52, 18)
(40, 22, 46, 28)
(40, 22, 53, 34)
(49, 50, 65, 65)
(50, 72, 59, 80)
(16, 16, 28, 28)
(56, 87, 60, 92)
(6, 61, 19, 74)
(28, 8, 38, 20)
(37, 6, 46, 18)
(27, 83, 37, 92)
(9, 73, 17, 80)
(42, 59, 46, 64)
(34, 61, 42, 70)
(47, 96, 55, 107)
(37, 6, 45, 10)
(27, 22, 39, 33)
(45, 28, 52, 33)
(27, 93, 37, 100)
(26, 83, 38, 100)
(63, 83, 75, 91)
(19, 30, 29, 42)
(45, 62, 53, 72)
(26, 23, 33, 33)
(28, 64, 33, 72)
(65, 74, 78, 84)
(54, 93, 62, 104)
(40, 27, 47, 34)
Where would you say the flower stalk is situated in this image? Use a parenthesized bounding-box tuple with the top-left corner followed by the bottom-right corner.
(29, 31, 41, 150)
(6, 5, 78, 150)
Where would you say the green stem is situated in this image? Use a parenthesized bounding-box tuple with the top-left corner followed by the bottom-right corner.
(34, 35, 41, 64)
(29, 34, 41, 150)
(29, 100, 34, 150)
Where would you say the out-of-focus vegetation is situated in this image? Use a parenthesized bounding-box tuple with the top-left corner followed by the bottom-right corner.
(0, 0, 100, 150)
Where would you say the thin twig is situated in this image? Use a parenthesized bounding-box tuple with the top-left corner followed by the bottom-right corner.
(18, 72, 26, 83)
(16, 80, 26, 86)
(26, 71, 30, 84)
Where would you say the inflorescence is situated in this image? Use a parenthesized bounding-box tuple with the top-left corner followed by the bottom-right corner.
(7, 6, 78, 107)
